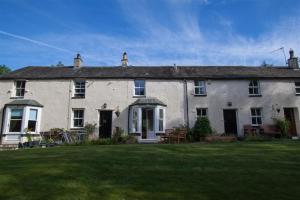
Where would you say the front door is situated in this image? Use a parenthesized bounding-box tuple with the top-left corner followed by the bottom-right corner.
(142, 108, 155, 139)
(284, 108, 297, 136)
(99, 111, 112, 138)
(223, 109, 238, 135)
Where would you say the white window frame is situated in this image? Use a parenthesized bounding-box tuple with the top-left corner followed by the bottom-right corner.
(194, 80, 206, 96)
(295, 82, 300, 95)
(251, 108, 263, 126)
(158, 108, 164, 132)
(134, 80, 145, 96)
(196, 108, 208, 118)
(15, 80, 26, 98)
(130, 107, 142, 133)
(72, 109, 85, 128)
(74, 80, 86, 98)
(27, 109, 38, 133)
(155, 106, 166, 133)
(248, 80, 261, 96)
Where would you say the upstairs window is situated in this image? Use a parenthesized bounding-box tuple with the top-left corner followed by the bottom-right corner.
(73, 109, 84, 128)
(194, 81, 206, 95)
(251, 108, 262, 126)
(249, 80, 260, 96)
(74, 80, 85, 98)
(9, 109, 23, 132)
(295, 82, 300, 95)
(15, 81, 26, 97)
(196, 108, 208, 118)
(28, 109, 38, 132)
(134, 80, 145, 96)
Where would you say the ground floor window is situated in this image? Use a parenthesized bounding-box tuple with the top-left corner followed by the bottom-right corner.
(73, 109, 84, 128)
(9, 109, 23, 132)
(196, 108, 208, 118)
(28, 109, 38, 132)
(251, 108, 262, 126)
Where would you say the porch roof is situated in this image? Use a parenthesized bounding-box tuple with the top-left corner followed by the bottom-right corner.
(5, 99, 44, 107)
(131, 97, 166, 107)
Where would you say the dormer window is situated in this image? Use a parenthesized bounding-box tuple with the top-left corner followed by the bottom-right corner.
(134, 80, 145, 96)
(15, 80, 26, 98)
(194, 80, 206, 96)
(74, 80, 85, 98)
(249, 80, 261, 96)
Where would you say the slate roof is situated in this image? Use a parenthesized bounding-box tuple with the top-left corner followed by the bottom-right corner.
(131, 97, 167, 107)
(5, 99, 43, 107)
(1, 66, 300, 80)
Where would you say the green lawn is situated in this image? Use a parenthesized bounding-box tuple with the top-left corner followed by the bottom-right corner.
(0, 141, 300, 200)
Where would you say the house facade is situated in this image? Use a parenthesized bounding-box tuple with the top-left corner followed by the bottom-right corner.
(1, 51, 300, 144)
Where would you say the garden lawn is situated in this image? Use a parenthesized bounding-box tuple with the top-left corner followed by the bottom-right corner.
(0, 141, 300, 200)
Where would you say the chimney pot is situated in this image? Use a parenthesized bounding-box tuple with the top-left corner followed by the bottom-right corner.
(288, 49, 299, 69)
(121, 52, 128, 67)
(74, 53, 83, 68)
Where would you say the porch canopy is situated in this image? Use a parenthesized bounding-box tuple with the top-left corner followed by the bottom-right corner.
(129, 97, 166, 140)
(5, 99, 43, 107)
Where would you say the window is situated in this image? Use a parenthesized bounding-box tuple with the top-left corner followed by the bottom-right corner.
(73, 109, 84, 128)
(249, 80, 260, 96)
(134, 80, 145, 96)
(27, 109, 38, 132)
(194, 81, 206, 95)
(251, 108, 262, 126)
(74, 80, 85, 98)
(15, 81, 26, 97)
(9, 109, 23, 132)
(133, 109, 138, 132)
(159, 109, 164, 131)
(196, 108, 208, 118)
(295, 82, 300, 95)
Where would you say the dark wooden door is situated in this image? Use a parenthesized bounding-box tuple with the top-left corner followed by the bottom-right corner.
(99, 111, 112, 138)
(284, 108, 297, 136)
(223, 109, 238, 135)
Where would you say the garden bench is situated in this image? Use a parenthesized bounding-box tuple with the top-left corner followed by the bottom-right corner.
(259, 125, 281, 137)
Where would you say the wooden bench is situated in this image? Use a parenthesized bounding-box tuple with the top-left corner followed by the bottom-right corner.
(243, 125, 259, 136)
(259, 125, 281, 137)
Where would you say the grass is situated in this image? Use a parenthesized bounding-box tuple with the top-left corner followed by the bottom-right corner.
(0, 141, 300, 200)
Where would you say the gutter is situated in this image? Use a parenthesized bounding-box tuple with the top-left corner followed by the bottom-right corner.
(184, 79, 189, 129)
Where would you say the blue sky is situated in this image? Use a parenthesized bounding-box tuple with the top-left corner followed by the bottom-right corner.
(1, 0, 300, 69)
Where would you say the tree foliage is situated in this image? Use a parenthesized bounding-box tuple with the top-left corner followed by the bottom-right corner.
(0, 65, 11, 75)
(193, 117, 212, 141)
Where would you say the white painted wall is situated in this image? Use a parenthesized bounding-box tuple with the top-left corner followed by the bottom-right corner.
(1, 78, 300, 140)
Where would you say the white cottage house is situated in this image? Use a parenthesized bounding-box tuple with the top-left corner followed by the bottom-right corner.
(1, 51, 300, 144)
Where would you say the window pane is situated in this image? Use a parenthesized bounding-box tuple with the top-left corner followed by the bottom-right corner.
(28, 121, 37, 132)
(159, 120, 163, 131)
(257, 118, 262, 125)
(296, 88, 300, 94)
(9, 120, 22, 132)
(11, 109, 23, 119)
(256, 109, 261, 116)
(159, 109, 163, 118)
(202, 109, 207, 116)
(295, 82, 300, 87)
(29, 109, 37, 121)
(251, 109, 256, 116)
(251, 117, 257, 125)
(195, 88, 200, 95)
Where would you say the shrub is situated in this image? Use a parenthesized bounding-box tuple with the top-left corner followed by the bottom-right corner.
(112, 127, 125, 144)
(122, 134, 138, 144)
(193, 117, 212, 141)
(84, 123, 97, 139)
(273, 118, 290, 137)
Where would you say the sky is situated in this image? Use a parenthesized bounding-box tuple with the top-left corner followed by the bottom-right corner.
(1, 0, 300, 69)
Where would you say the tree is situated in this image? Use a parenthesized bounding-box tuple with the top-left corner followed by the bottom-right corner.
(193, 117, 212, 141)
(0, 65, 11, 75)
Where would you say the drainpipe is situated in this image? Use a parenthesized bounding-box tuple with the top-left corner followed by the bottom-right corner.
(127, 105, 131, 135)
(184, 79, 189, 129)
(0, 105, 7, 144)
(67, 80, 72, 130)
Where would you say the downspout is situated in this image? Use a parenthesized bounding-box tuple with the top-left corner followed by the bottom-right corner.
(127, 105, 131, 135)
(67, 80, 72, 130)
(184, 79, 189, 129)
(0, 105, 7, 144)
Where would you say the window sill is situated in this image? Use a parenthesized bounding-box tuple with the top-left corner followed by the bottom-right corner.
(248, 94, 262, 97)
(194, 94, 207, 97)
(10, 96, 24, 99)
(133, 95, 146, 98)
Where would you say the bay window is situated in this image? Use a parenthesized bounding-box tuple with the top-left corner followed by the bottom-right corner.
(9, 109, 23, 132)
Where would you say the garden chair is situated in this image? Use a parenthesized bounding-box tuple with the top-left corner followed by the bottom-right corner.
(160, 129, 174, 143)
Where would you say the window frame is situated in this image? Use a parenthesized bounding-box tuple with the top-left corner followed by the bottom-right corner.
(196, 108, 208, 118)
(194, 80, 206, 96)
(295, 82, 300, 95)
(27, 108, 38, 132)
(250, 108, 263, 126)
(73, 80, 86, 98)
(248, 80, 261, 96)
(72, 109, 85, 128)
(134, 79, 146, 97)
(8, 108, 24, 133)
(158, 108, 164, 132)
(14, 80, 26, 98)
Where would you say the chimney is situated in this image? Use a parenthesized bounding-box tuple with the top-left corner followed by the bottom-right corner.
(74, 53, 83, 68)
(121, 52, 128, 67)
(288, 49, 299, 69)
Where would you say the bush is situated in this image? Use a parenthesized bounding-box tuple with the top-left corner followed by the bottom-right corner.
(112, 127, 125, 144)
(273, 118, 290, 137)
(90, 138, 113, 145)
(193, 117, 212, 141)
(84, 123, 97, 139)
